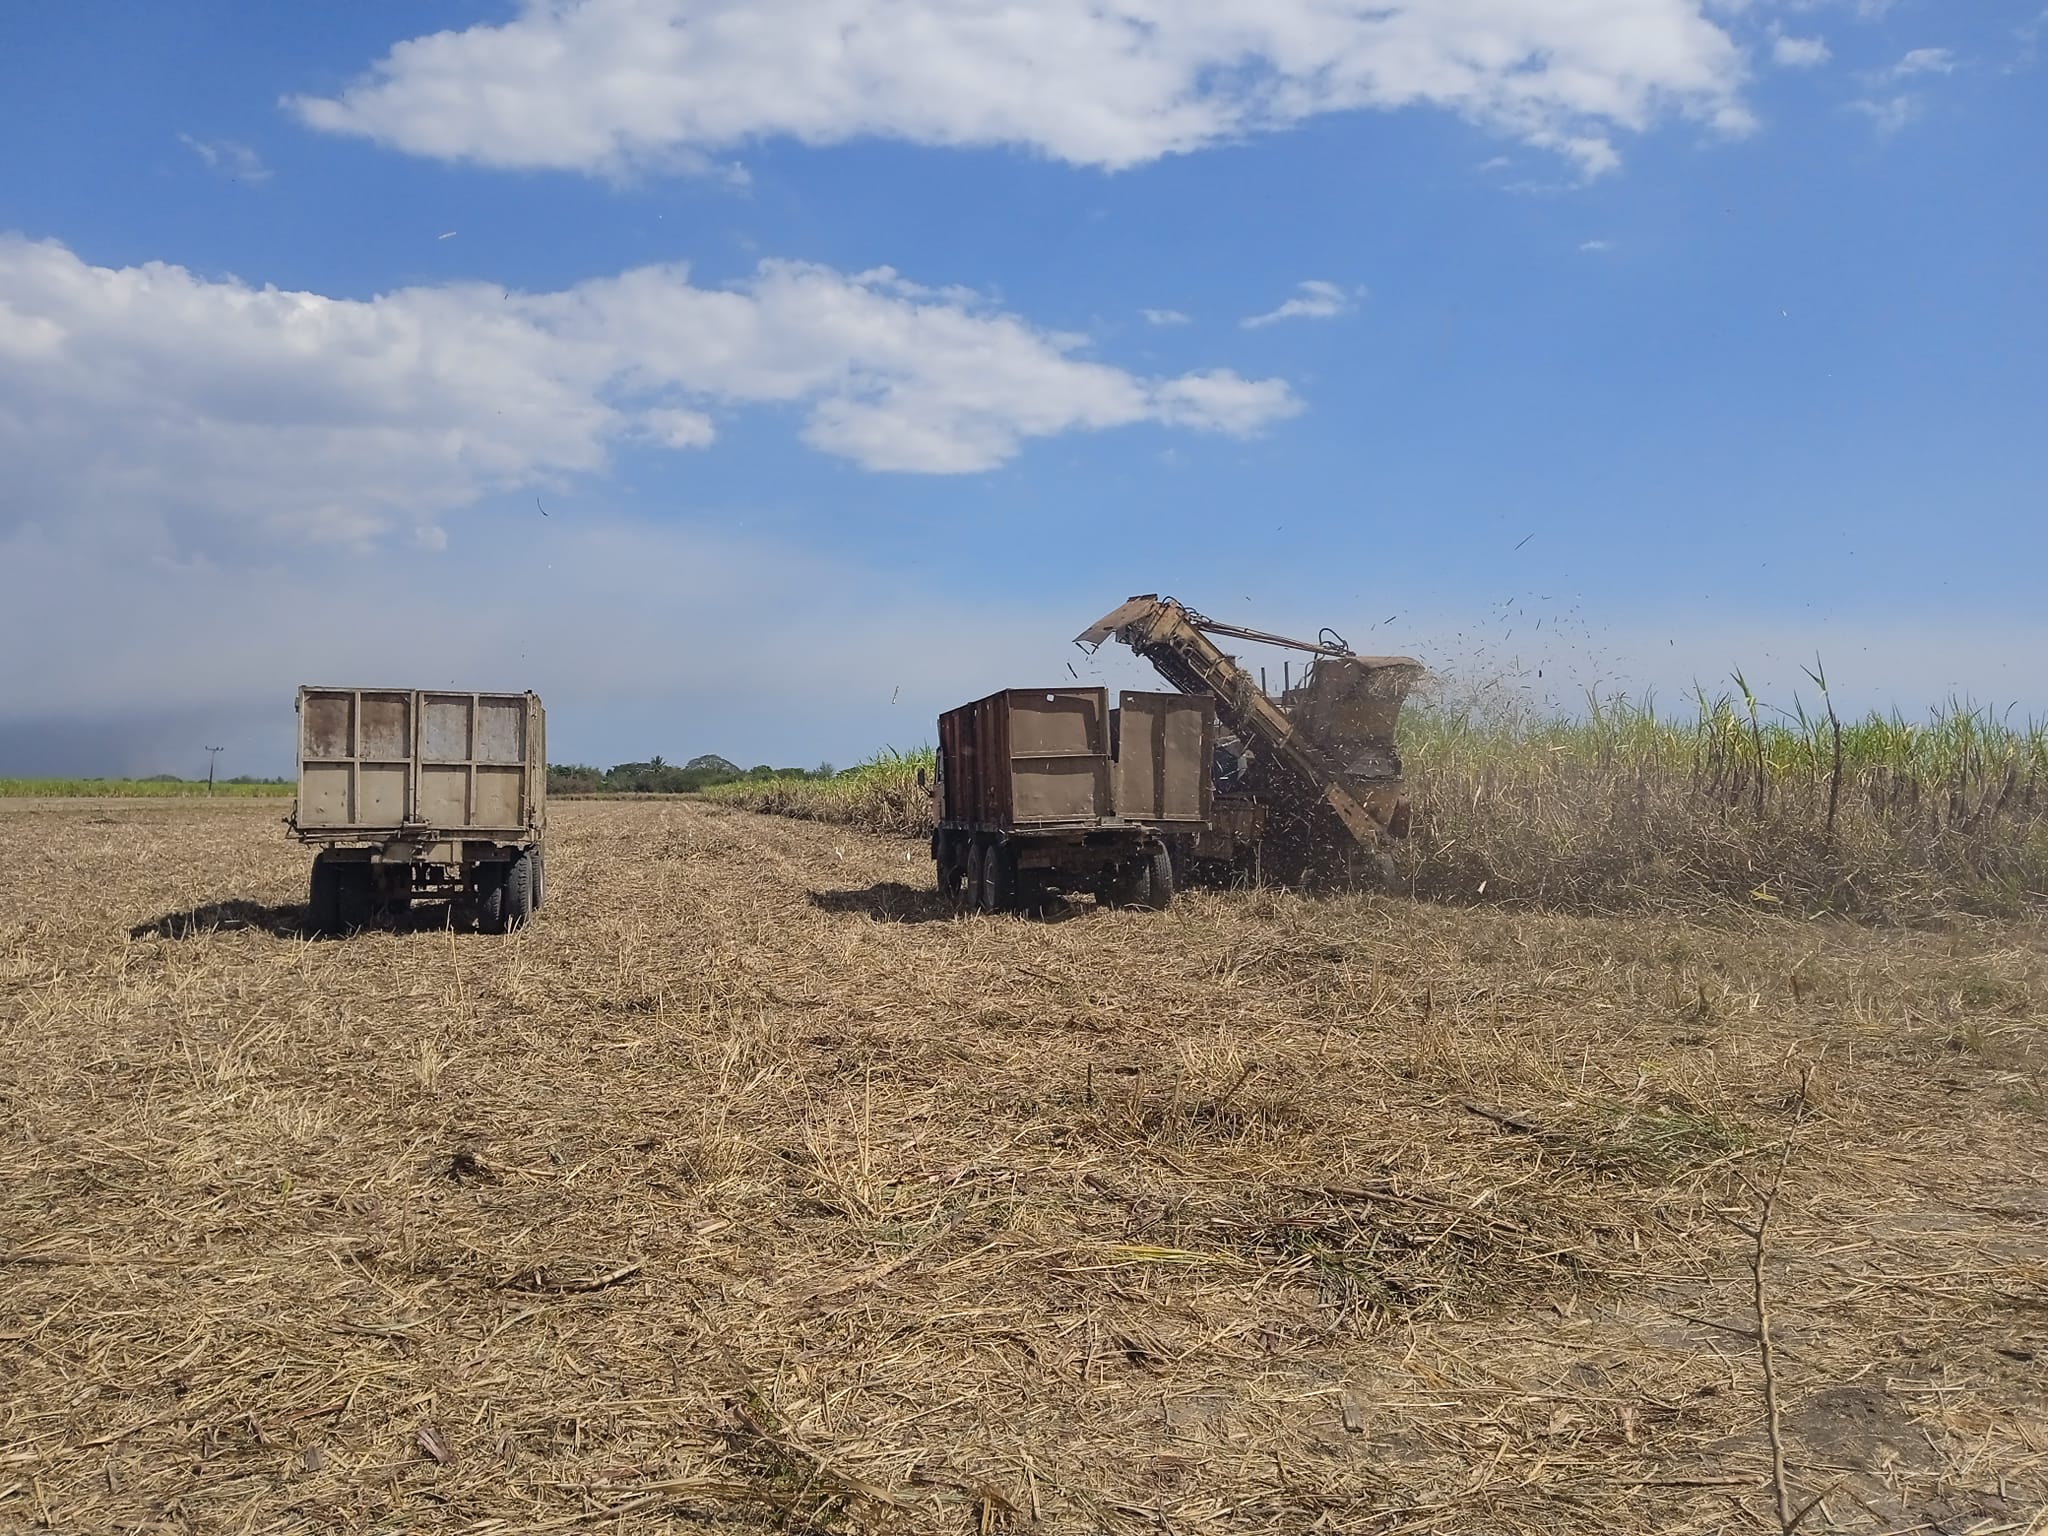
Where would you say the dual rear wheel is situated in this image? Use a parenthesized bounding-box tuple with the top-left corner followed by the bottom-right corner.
(307, 854, 380, 936)
(946, 839, 1019, 915)
(310, 847, 543, 937)
(941, 839, 1173, 916)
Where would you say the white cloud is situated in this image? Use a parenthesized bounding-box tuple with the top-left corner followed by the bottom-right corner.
(1891, 47, 1955, 76)
(1771, 34, 1832, 67)
(178, 134, 272, 183)
(1579, 239, 1615, 253)
(1848, 93, 1921, 135)
(288, 0, 1756, 180)
(1241, 280, 1360, 329)
(0, 236, 1298, 552)
(1142, 308, 1191, 327)
(1150, 369, 1302, 433)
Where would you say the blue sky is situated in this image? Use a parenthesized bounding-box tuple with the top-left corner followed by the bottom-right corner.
(1, 0, 2042, 777)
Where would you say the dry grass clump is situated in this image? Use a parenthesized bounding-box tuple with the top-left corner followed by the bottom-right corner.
(2, 797, 2045, 1534)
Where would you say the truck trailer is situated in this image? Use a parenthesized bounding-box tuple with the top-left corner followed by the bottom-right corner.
(290, 686, 547, 935)
(933, 687, 1214, 913)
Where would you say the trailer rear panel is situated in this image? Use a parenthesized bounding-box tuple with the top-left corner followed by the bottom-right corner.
(937, 687, 1210, 831)
(1112, 690, 1214, 824)
(295, 687, 546, 841)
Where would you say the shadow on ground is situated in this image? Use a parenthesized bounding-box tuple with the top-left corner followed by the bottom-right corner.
(807, 883, 1093, 924)
(130, 901, 308, 940)
(807, 883, 955, 924)
(129, 901, 467, 941)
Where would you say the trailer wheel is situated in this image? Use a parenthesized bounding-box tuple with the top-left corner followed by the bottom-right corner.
(339, 864, 378, 931)
(1140, 845, 1176, 910)
(980, 842, 1016, 914)
(308, 855, 341, 936)
(937, 843, 965, 910)
(502, 851, 536, 931)
(531, 850, 546, 911)
(962, 844, 986, 917)
(475, 864, 506, 932)
(1102, 857, 1143, 909)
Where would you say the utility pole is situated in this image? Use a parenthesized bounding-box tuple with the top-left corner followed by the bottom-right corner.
(204, 746, 225, 796)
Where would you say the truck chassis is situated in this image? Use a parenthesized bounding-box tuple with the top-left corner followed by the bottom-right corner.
(307, 840, 545, 935)
(934, 824, 1174, 915)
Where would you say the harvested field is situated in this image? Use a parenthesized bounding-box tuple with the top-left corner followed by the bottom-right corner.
(3, 797, 2046, 1534)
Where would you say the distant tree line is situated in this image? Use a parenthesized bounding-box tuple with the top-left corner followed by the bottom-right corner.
(138, 773, 291, 785)
(546, 753, 837, 795)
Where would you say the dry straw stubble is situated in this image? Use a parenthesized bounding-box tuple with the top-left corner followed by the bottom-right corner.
(1, 796, 2044, 1533)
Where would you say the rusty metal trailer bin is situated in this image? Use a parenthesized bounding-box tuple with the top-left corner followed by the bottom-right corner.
(290, 686, 547, 934)
(932, 687, 1213, 913)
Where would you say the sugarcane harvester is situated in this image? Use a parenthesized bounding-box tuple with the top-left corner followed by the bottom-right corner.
(1074, 596, 1423, 886)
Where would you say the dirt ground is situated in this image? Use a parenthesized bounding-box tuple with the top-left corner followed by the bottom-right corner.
(2, 797, 2045, 1535)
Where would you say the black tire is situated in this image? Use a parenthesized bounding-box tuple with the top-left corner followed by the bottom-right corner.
(502, 851, 535, 931)
(1140, 844, 1175, 910)
(937, 840, 965, 911)
(338, 864, 377, 931)
(980, 841, 1015, 914)
(531, 850, 546, 911)
(308, 855, 341, 936)
(475, 863, 506, 932)
(963, 843, 986, 916)
(1100, 857, 1135, 908)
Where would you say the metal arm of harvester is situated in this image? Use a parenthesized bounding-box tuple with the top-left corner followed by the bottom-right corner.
(1073, 595, 1396, 847)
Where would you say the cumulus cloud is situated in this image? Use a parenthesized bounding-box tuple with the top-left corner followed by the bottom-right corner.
(0, 236, 1297, 550)
(1141, 308, 1191, 327)
(1771, 34, 1832, 68)
(1241, 280, 1359, 329)
(288, 0, 1755, 180)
